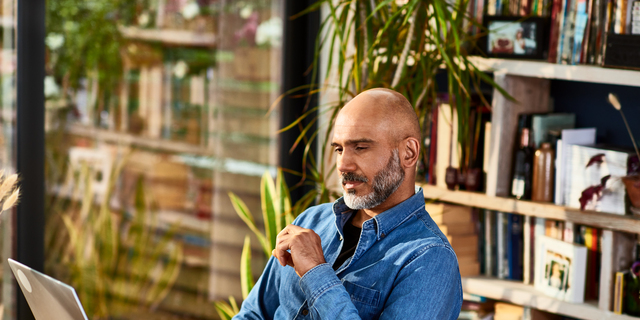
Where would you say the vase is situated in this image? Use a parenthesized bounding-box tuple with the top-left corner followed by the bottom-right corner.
(623, 174, 640, 214)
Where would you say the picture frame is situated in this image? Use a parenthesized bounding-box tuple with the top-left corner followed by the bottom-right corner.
(534, 235, 587, 303)
(478, 16, 550, 60)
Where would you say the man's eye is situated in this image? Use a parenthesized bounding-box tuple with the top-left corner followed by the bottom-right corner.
(355, 146, 367, 151)
(334, 148, 342, 153)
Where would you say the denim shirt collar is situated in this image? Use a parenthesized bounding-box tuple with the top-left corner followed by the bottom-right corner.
(332, 187, 425, 240)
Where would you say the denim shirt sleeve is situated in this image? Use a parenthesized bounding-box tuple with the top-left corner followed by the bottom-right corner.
(232, 258, 281, 320)
(298, 245, 462, 319)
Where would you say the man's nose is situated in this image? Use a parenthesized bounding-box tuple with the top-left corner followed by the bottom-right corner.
(337, 152, 356, 173)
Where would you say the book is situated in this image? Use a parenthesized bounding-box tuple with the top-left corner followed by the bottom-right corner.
(547, 0, 565, 62)
(523, 216, 533, 284)
(507, 214, 524, 281)
(563, 144, 634, 214)
(497, 212, 509, 279)
(439, 222, 477, 236)
(583, 227, 601, 301)
(557, 0, 578, 64)
(494, 302, 524, 320)
(554, 128, 597, 206)
(572, 0, 590, 64)
(426, 203, 472, 224)
(614, 270, 628, 314)
(484, 210, 497, 277)
(531, 113, 576, 149)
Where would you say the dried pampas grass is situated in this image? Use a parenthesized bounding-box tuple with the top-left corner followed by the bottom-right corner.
(608, 93, 640, 160)
(0, 172, 19, 215)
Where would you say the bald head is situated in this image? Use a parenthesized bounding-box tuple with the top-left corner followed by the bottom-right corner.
(332, 88, 422, 213)
(336, 88, 420, 145)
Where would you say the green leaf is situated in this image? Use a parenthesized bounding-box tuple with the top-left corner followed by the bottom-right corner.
(240, 235, 254, 299)
(260, 171, 278, 256)
(229, 192, 270, 257)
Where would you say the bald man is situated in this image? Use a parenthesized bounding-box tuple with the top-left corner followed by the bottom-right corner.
(234, 88, 462, 320)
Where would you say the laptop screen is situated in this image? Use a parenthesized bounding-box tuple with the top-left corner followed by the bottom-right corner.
(8, 259, 89, 320)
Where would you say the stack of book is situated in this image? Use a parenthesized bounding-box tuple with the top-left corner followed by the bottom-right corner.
(494, 302, 565, 320)
(426, 202, 480, 277)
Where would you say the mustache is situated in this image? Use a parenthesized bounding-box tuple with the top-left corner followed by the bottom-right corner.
(340, 172, 368, 185)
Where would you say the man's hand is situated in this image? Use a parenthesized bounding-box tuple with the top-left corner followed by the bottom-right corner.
(272, 224, 326, 277)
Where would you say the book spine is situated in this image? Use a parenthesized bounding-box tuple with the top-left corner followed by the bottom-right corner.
(497, 212, 508, 279)
(613, 271, 625, 314)
(555, 0, 570, 63)
(560, 0, 578, 64)
(580, 0, 595, 63)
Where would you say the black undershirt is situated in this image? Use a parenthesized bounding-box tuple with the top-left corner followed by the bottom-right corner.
(332, 214, 362, 270)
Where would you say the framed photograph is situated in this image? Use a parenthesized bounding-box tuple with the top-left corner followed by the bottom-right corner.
(479, 16, 550, 60)
(534, 235, 587, 303)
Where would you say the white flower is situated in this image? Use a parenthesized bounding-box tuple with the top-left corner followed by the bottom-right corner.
(138, 12, 150, 26)
(407, 55, 415, 66)
(240, 5, 254, 19)
(44, 76, 60, 98)
(173, 60, 189, 79)
(255, 17, 283, 48)
(182, 1, 200, 20)
(45, 33, 64, 51)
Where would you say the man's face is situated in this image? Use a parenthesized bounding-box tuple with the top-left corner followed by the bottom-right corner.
(340, 149, 405, 209)
(332, 101, 405, 210)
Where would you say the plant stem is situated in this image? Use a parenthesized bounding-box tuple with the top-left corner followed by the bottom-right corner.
(619, 110, 640, 160)
(392, 9, 417, 88)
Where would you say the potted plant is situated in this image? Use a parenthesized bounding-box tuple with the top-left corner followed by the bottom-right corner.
(278, 0, 507, 201)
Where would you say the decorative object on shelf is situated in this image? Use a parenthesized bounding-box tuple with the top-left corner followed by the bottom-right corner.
(532, 142, 554, 202)
(510, 114, 534, 200)
(534, 235, 587, 304)
(607, 93, 640, 214)
(603, 34, 640, 70)
(479, 16, 551, 60)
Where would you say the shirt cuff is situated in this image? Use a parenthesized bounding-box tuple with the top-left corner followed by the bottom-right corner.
(298, 263, 341, 306)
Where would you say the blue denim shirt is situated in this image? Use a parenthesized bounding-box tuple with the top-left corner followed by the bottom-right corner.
(234, 187, 462, 320)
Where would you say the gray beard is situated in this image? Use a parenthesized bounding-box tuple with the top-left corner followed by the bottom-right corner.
(341, 149, 405, 210)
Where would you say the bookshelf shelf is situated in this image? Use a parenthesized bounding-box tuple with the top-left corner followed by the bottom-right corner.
(119, 26, 216, 47)
(462, 276, 639, 320)
(469, 57, 640, 87)
(420, 184, 640, 234)
(68, 124, 213, 156)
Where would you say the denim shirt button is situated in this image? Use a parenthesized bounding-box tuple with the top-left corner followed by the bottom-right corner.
(302, 309, 309, 316)
(380, 233, 385, 238)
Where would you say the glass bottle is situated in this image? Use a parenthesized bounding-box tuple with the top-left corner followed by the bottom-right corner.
(532, 142, 555, 202)
(511, 128, 534, 200)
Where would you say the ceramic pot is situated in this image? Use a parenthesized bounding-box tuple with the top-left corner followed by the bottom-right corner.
(622, 174, 640, 211)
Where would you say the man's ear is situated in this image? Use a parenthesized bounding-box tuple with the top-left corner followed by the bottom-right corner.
(402, 137, 420, 168)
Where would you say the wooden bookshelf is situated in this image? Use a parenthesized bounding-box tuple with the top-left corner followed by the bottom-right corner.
(420, 184, 640, 234)
(68, 124, 213, 155)
(469, 57, 640, 88)
(463, 276, 639, 320)
(119, 26, 216, 47)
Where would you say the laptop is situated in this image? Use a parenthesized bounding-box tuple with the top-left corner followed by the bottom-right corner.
(8, 258, 89, 320)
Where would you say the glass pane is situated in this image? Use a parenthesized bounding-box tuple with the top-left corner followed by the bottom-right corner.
(0, 0, 16, 317)
(44, 0, 282, 318)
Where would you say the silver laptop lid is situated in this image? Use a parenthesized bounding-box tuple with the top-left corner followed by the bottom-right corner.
(8, 259, 89, 320)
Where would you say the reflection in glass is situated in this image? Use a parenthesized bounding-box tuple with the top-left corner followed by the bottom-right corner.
(44, 0, 283, 318)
